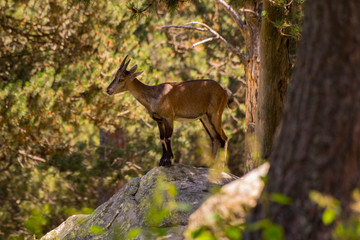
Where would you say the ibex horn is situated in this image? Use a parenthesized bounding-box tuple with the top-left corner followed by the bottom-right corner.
(124, 58, 131, 71)
(119, 55, 129, 70)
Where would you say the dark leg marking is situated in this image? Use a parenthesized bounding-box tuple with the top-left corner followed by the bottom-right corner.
(157, 119, 173, 167)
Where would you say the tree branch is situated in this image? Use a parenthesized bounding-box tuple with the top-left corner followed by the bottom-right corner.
(239, 8, 260, 19)
(161, 22, 248, 64)
(192, 36, 219, 47)
(216, 0, 247, 31)
(18, 150, 46, 162)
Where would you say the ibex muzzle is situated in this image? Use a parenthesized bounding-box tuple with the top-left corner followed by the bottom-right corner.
(106, 56, 235, 167)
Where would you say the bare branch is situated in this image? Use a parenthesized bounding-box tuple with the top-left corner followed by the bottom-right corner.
(192, 36, 219, 47)
(161, 24, 208, 32)
(268, 0, 294, 8)
(216, 0, 247, 31)
(161, 22, 249, 64)
(140, 115, 154, 128)
(239, 8, 260, 18)
(106, 210, 120, 229)
(18, 150, 46, 162)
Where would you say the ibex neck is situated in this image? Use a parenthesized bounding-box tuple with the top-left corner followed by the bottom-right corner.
(127, 78, 153, 109)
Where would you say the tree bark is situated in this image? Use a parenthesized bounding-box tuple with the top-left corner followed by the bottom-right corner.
(240, 1, 262, 172)
(245, 0, 360, 239)
(256, 0, 290, 159)
(243, 1, 261, 135)
(244, 52, 260, 135)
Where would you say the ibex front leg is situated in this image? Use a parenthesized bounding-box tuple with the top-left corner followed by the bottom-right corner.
(157, 119, 174, 167)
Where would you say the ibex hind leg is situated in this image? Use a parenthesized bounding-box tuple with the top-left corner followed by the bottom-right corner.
(201, 115, 227, 158)
(208, 111, 228, 169)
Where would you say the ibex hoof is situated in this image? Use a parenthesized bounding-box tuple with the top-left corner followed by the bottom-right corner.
(159, 157, 172, 167)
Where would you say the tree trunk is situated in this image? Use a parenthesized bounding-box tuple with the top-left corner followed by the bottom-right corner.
(243, 2, 261, 135)
(256, 0, 290, 159)
(241, 1, 262, 172)
(244, 54, 260, 135)
(245, 0, 360, 239)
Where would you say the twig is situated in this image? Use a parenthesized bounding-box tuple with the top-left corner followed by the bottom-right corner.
(161, 22, 248, 64)
(105, 210, 120, 229)
(238, 78, 247, 86)
(239, 8, 260, 18)
(268, 0, 294, 9)
(192, 36, 219, 47)
(216, 0, 246, 31)
(160, 24, 208, 32)
(140, 116, 154, 128)
(18, 150, 46, 162)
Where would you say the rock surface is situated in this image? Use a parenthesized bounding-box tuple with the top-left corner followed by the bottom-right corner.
(41, 164, 238, 240)
(184, 162, 270, 239)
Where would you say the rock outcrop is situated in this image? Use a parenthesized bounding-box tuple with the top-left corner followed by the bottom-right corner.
(185, 162, 270, 239)
(41, 164, 238, 240)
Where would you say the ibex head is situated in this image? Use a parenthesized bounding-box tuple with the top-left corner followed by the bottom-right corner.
(106, 55, 143, 95)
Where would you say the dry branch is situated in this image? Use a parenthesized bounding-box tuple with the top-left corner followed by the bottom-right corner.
(216, 0, 248, 32)
(18, 150, 46, 162)
(161, 22, 248, 64)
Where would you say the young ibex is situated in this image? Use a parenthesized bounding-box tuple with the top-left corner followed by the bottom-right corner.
(106, 56, 236, 166)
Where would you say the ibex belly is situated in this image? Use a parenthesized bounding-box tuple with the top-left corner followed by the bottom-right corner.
(174, 115, 204, 123)
(173, 103, 207, 123)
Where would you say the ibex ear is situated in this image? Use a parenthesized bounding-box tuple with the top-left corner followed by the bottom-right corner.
(128, 64, 138, 74)
(130, 71, 143, 79)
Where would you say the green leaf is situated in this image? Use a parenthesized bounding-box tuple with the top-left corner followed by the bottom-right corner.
(191, 228, 216, 240)
(24, 208, 49, 236)
(127, 228, 142, 239)
(168, 184, 178, 198)
(322, 208, 336, 226)
(263, 224, 284, 240)
(271, 193, 292, 205)
(261, 10, 268, 17)
(81, 207, 95, 215)
(89, 225, 105, 235)
(64, 207, 78, 216)
(225, 226, 242, 240)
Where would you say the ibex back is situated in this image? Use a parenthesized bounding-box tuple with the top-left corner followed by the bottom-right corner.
(106, 56, 235, 166)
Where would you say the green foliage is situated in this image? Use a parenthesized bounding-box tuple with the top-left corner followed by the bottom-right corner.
(0, 0, 246, 238)
(247, 219, 284, 240)
(309, 190, 341, 226)
(142, 175, 192, 238)
(334, 218, 360, 240)
(89, 225, 105, 235)
(270, 193, 292, 206)
(145, 177, 179, 227)
(127, 228, 142, 239)
(322, 208, 336, 226)
(24, 208, 49, 237)
(310, 190, 360, 239)
(265, 0, 304, 40)
(263, 223, 284, 240)
(262, 10, 268, 17)
(188, 212, 246, 240)
(225, 225, 243, 240)
(191, 226, 217, 240)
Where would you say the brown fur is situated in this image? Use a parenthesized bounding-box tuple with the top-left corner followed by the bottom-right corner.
(107, 56, 233, 166)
